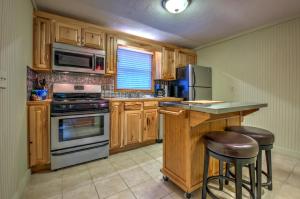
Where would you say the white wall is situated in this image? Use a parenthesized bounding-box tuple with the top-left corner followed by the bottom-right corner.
(196, 18, 300, 157)
(0, 0, 33, 198)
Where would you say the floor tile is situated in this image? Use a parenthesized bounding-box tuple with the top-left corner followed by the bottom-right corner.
(62, 170, 92, 191)
(89, 162, 118, 182)
(23, 178, 62, 199)
(274, 184, 300, 199)
(119, 166, 151, 187)
(105, 189, 136, 199)
(111, 158, 138, 172)
(130, 178, 169, 199)
(95, 174, 128, 199)
(62, 183, 99, 199)
(287, 162, 300, 187)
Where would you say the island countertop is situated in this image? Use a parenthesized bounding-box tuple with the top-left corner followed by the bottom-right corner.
(159, 101, 267, 114)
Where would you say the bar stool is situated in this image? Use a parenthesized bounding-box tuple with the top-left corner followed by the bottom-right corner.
(202, 131, 259, 199)
(226, 126, 274, 199)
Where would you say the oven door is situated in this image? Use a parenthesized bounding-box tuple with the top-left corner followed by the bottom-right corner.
(51, 113, 109, 150)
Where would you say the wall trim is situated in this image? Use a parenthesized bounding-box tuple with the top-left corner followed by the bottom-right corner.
(194, 15, 300, 50)
(31, 0, 38, 11)
(12, 169, 31, 199)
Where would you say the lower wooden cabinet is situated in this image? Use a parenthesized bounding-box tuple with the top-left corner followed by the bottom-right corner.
(28, 103, 50, 168)
(124, 110, 143, 146)
(143, 109, 158, 141)
(109, 101, 159, 153)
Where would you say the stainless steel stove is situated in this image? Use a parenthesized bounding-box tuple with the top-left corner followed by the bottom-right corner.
(50, 83, 109, 170)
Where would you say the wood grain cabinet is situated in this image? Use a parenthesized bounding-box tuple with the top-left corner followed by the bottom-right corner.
(161, 47, 176, 80)
(175, 49, 197, 68)
(124, 110, 143, 146)
(55, 21, 82, 46)
(110, 102, 122, 149)
(106, 34, 118, 74)
(82, 27, 106, 49)
(28, 104, 50, 167)
(143, 109, 158, 141)
(33, 17, 52, 71)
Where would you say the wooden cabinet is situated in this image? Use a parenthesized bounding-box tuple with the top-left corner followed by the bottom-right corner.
(124, 110, 143, 146)
(161, 47, 176, 80)
(82, 27, 105, 49)
(55, 21, 81, 46)
(110, 102, 123, 150)
(176, 50, 197, 68)
(33, 17, 51, 71)
(28, 104, 50, 167)
(143, 109, 158, 141)
(106, 34, 118, 74)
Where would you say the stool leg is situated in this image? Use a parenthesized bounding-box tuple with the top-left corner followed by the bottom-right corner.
(219, 160, 224, 191)
(265, 149, 273, 190)
(202, 149, 210, 199)
(235, 161, 243, 199)
(225, 162, 230, 185)
(249, 163, 256, 199)
(256, 150, 262, 199)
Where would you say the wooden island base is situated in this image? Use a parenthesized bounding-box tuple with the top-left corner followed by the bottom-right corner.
(160, 107, 259, 194)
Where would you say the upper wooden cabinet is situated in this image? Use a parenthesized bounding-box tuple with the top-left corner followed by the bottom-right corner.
(28, 103, 50, 167)
(106, 34, 118, 74)
(143, 109, 158, 142)
(176, 49, 197, 68)
(124, 110, 142, 146)
(33, 17, 51, 71)
(82, 27, 106, 49)
(55, 21, 81, 46)
(161, 47, 176, 80)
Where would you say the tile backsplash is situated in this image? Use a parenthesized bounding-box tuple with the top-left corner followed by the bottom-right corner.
(27, 67, 154, 99)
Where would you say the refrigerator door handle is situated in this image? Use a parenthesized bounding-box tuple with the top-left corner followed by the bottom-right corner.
(192, 67, 196, 86)
(193, 87, 196, 100)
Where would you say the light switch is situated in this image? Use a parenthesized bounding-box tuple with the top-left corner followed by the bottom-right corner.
(0, 70, 8, 89)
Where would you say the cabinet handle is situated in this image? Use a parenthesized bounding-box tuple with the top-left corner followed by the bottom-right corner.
(159, 109, 185, 116)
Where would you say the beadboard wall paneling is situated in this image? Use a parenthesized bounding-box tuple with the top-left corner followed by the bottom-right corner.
(196, 18, 300, 157)
(0, 0, 33, 199)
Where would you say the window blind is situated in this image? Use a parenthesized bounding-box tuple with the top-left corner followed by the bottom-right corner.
(116, 47, 152, 90)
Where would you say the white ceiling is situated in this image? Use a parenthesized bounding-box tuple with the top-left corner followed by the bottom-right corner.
(35, 0, 300, 48)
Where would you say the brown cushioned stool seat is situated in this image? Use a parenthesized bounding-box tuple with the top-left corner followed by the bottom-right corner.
(202, 131, 259, 199)
(226, 126, 274, 145)
(204, 131, 259, 158)
(225, 126, 275, 199)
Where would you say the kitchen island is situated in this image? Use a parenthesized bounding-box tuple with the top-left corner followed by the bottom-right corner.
(159, 101, 267, 196)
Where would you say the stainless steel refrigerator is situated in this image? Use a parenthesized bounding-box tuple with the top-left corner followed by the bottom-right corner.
(175, 65, 212, 100)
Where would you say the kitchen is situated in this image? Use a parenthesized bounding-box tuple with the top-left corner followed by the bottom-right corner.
(1, 0, 300, 199)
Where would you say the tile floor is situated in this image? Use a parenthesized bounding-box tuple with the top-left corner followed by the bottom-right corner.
(22, 143, 300, 199)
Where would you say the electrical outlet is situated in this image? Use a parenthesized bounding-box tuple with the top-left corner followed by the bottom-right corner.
(0, 70, 8, 89)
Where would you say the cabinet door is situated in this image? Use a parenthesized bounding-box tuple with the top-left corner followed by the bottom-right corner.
(55, 21, 81, 46)
(28, 105, 49, 167)
(82, 27, 105, 49)
(33, 17, 51, 71)
(106, 34, 118, 74)
(124, 110, 142, 146)
(143, 109, 158, 141)
(176, 50, 197, 68)
(162, 47, 176, 80)
(110, 103, 122, 149)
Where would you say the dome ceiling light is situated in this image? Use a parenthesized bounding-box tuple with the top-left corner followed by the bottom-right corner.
(162, 0, 191, 14)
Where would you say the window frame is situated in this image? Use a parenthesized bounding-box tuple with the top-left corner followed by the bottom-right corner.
(114, 45, 155, 92)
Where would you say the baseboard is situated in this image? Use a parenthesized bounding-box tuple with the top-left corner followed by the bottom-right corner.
(12, 169, 31, 199)
(273, 145, 300, 160)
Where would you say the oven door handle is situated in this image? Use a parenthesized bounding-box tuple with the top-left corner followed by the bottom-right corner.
(51, 113, 108, 120)
(51, 142, 109, 156)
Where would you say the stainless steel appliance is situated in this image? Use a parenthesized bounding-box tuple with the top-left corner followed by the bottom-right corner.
(52, 43, 105, 74)
(50, 84, 109, 170)
(175, 65, 212, 100)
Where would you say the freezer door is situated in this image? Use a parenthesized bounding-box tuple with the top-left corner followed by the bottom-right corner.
(189, 87, 212, 100)
(190, 65, 212, 87)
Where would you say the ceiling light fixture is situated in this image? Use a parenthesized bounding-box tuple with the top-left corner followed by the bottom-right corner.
(162, 0, 191, 14)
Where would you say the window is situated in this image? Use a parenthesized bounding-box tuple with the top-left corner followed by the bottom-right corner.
(116, 46, 153, 91)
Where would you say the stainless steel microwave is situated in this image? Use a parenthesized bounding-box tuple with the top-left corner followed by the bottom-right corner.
(52, 43, 105, 74)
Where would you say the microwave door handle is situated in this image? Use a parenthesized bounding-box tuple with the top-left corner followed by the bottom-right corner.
(92, 54, 96, 71)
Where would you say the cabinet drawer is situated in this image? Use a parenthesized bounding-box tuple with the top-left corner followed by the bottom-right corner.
(144, 101, 158, 109)
(124, 102, 143, 110)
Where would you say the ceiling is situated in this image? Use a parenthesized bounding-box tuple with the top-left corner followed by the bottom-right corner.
(34, 0, 300, 48)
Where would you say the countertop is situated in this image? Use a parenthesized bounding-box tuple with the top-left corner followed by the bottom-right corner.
(104, 97, 183, 102)
(159, 101, 268, 114)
